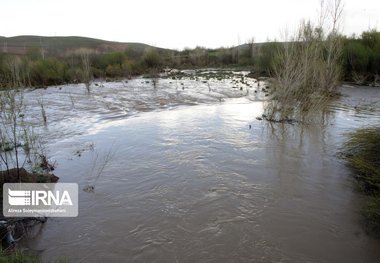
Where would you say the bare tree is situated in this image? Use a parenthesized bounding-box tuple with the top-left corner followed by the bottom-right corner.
(5, 56, 22, 88)
(248, 37, 255, 60)
(0, 90, 49, 180)
(265, 0, 343, 122)
(84, 144, 117, 192)
(79, 49, 92, 93)
(37, 95, 47, 125)
(0, 90, 25, 180)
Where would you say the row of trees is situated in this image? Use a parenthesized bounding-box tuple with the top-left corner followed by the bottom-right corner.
(254, 30, 380, 85)
(0, 29, 379, 89)
(342, 30, 380, 84)
(0, 48, 164, 88)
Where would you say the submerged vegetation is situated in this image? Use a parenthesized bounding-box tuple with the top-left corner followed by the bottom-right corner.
(343, 127, 380, 235)
(0, 91, 57, 260)
(0, 90, 55, 178)
(0, 1, 379, 260)
(263, 0, 343, 122)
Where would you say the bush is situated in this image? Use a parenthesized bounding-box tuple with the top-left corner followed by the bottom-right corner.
(105, 64, 123, 78)
(342, 30, 380, 83)
(143, 49, 162, 69)
(265, 20, 342, 121)
(256, 42, 283, 75)
(65, 67, 84, 83)
(30, 58, 67, 86)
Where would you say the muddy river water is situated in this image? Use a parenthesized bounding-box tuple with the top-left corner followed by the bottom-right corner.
(16, 72, 380, 262)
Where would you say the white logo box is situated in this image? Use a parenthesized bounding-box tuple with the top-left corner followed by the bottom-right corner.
(3, 183, 78, 217)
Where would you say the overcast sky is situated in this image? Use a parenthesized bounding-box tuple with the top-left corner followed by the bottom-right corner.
(1, 0, 379, 49)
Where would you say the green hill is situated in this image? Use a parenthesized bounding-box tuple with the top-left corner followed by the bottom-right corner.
(0, 35, 163, 56)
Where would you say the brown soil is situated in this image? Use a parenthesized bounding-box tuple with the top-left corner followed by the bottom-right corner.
(0, 168, 59, 184)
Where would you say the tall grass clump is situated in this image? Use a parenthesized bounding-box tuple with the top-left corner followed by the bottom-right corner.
(343, 127, 380, 234)
(265, 0, 343, 122)
(0, 250, 41, 263)
(0, 90, 51, 179)
(0, 90, 25, 178)
(78, 49, 92, 92)
(0, 249, 68, 263)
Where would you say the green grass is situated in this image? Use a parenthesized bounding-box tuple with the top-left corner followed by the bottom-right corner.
(0, 251, 41, 263)
(0, 250, 68, 263)
(343, 127, 380, 234)
(362, 197, 380, 234)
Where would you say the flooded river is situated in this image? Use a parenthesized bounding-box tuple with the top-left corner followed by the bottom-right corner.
(16, 72, 380, 262)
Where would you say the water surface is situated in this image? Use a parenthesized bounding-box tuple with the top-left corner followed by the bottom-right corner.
(18, 77, 380, 262)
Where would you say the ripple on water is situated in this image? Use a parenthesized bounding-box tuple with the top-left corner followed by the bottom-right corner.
(16, 79, 380, 263)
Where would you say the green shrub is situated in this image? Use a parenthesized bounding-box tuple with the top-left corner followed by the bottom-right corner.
(143, 49, 162, 68)
(30, 58, 67, 86)
(342, 30, 380, 83)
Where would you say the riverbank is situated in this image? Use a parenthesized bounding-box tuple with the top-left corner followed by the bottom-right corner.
(0, 250, 68, 263)
(343, 127, 380, 235)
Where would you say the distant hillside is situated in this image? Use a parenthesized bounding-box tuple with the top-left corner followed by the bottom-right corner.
(0, 35, 272, 59)
(0, 35, 165, 56)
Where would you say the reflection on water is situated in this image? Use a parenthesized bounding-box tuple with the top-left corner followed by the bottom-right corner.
(17, 79, 380, 262)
